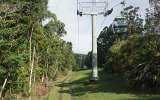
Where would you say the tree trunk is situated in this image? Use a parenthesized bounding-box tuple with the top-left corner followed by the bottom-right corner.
(129, 24, 132, 36)
(28, 24, 34, 93)
(41, 74, 44, 82)
(33, 73, 36, 84)
(29, 46, 35, 93)
(46, 48, 49, 84)
(45, 61, 49, 87)
(0, 78, 8, 98)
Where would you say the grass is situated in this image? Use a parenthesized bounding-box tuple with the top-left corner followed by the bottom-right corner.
(48, 75, 72, 100)
(71, 69, 160, 100)
(48, 85, 71, 100)
(48, 86, 60, 100)
(47, 69, 160, 100)
(62, 86, 71, 100)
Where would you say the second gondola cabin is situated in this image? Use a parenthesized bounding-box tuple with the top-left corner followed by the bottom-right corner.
(112, 16, 128, 34)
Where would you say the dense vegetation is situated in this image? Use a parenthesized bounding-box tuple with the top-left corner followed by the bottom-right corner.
(0, 0, 77, 98)
(1, 0, 160, 99)
(106, 34, 160, 91)
(95, 0, 160, 92)
(74, 54, 87, 70)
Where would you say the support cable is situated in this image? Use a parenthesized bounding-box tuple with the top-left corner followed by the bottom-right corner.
(77, 0, 80, 53)
(112, 0, 126, 8)
(77, 15, 80, 53)
(97, 17, 107, 34)
(96, 0, 126, 34)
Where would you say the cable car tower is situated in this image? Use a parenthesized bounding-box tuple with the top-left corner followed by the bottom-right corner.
(77, 0, 110, 81)
(77, 0, 126, 81)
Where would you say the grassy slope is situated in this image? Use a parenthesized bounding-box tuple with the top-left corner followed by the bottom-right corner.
(48, 76, 71, 100)
(48, 86, 71, 100)
(71, 69, 160, 100)
(48, 86, 60, 100)
(48, 69, 160, 100)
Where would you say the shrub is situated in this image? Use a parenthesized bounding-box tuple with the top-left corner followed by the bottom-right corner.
(105, 34, 160, 91)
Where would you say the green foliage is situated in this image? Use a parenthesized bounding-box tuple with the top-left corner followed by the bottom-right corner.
(84, 51, 92, 68)
(97, 5, 143, 67)
(96, 1, 160, 93)
(121, 6, 144, 35)
(0, 0, 77, 97)
(105, 34, 160, 91)
(97, 25, 121, 67)
(74, 54, 87, 70)
(145, 1, 160, 34)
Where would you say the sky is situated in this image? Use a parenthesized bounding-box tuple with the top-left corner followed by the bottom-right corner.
(48, 0, 150, 54)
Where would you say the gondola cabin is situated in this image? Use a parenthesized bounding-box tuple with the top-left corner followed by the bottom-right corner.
(112, 16, 128, 34)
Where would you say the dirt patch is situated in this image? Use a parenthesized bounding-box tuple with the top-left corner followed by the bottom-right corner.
(36, 82, 53, 97)
(36, 84, 48, 96)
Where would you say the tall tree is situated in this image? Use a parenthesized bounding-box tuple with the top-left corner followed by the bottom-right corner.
(97, 26, 118, 67)
(0, 0, 77, 97)
(121, 6, 143, 35)
(145, 0, 160, 34)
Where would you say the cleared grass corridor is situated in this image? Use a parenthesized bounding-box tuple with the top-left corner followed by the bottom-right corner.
(48, 69, 160, 100)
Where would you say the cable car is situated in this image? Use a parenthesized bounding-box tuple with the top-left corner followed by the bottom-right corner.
(112, 16, 128, 34)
